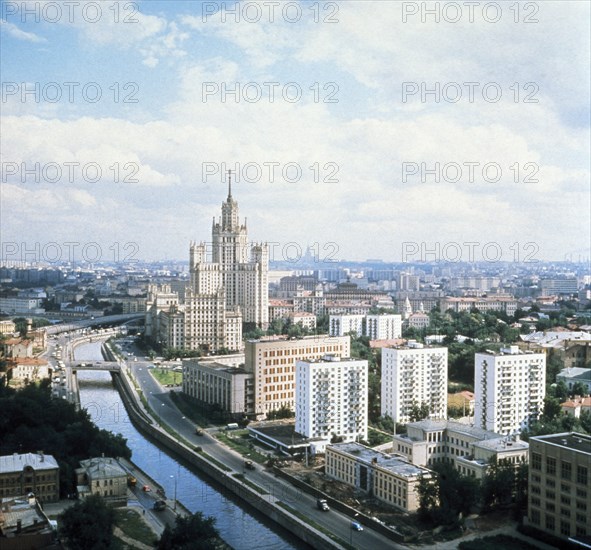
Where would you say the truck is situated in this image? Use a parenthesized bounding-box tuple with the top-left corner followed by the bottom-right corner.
(316, 498, 329, 511)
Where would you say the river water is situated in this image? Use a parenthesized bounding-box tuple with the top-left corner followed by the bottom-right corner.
(75, 342, 303, 550)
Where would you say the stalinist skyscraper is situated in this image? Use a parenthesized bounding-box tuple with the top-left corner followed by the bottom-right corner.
(146, 175, 268, 353)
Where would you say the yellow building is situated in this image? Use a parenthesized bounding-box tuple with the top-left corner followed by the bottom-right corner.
(325, 442, 431, 512)
(0, 453, 59, 503)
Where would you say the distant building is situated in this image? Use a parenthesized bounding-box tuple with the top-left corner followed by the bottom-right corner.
(560, 396, 591, 418)
(540, 278, 578, 295)
(381, 343, 448, 423)
(329, 314, 402, 340)
(527, 433, 590, 542)
(10, 358, 50, 382)
(0, 453, 59, 503)
(448, 391, 475, 416)
(295, 356, 368, 449)
(287, 312, 316, 331)
(556, 367, 591, 393)
(393, 419, 528, 478)
(439, 296, 518, 316)
(474, 346, 546, 435)
(325, 442, 432, 512)
(0, 320, 16, 335)
(76, 457, 127, 506)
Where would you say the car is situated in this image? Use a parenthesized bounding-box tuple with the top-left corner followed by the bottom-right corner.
(244, 460, 255, 470)
(142, 485, 151, 492)
(153, 500, 166, 511)
(316, 498, 329, 511)
(195, 427, 204, 436)
(351, 521, 363, 531)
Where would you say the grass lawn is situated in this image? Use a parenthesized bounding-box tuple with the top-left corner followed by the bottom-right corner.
(150, 367, 182, 387)
(114, 508, 158, 547)
(458, 534, 540, 550)
(215, 431, 268, 463)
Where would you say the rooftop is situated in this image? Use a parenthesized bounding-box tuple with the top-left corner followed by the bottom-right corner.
(79, 457, 126, 479)
(531, 432, 591, 454)
(329, 442, 429, 478)
(0, 496, 52, 534)
(0, 453, 59, 474)
(473, 437, 529, 453)
(405, 419, 503, 441)
(557, 367, 591, 381)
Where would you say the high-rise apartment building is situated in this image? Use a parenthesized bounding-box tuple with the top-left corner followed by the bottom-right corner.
(381, 343, 448, 423)
(244, 334, 350, 418)
(474, 346, 546, 435)
(295, 355, 368, 443)
(329, 314, 402, 339)
(145, 181, 268, 353)
(528, 432, 590, 542)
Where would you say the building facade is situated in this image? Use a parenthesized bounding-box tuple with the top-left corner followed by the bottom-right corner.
(329, 314, 402, 340)
(474, 346, 546, 435)
(183, 356, 252, 415)
(527, 433, 590, 542)
(244, 335, 350, 418)
(295, 356, 368, 444)
(0, 453, 59, 503)
(325, 442, 431, 512)
(76, 457, 127, 506)
(381, 344, 448, 423)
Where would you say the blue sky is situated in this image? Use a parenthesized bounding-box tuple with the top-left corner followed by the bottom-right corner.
(1, 0, 590, 263)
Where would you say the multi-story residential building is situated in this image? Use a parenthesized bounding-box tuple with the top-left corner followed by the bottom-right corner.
(329, 314, 402, 340)
(448, 276, 501, 292)
(145, 183, 267, 353)
(474, 346, 546, 435)
(540, 278, 578, 296)
(393, 419, 528, 478)
(295, 356, 368, 445)
(76, 457, 128, 506)
(325, 442, 432, 512)
(381, 343, 448, 423)
(0, 453, 59, 503)
(329, 315, 364, 337)
(527, 433, 590, 542)
(183, 355, 252, 416)
(244, 335, 350, 418)
(287, 312, 316, 331)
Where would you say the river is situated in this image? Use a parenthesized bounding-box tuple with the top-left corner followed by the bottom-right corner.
(75, 342, 304, 550)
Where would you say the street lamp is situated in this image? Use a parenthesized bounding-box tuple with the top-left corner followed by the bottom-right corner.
(170, 475, 177, 512)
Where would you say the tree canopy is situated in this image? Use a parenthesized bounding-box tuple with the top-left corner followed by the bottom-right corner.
(157, 512, 221, 550)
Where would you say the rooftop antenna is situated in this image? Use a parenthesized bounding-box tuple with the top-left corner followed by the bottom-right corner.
(227, 169, 233, 199)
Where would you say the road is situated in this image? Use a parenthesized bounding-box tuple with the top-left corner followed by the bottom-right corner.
(121, 348, 403, 550)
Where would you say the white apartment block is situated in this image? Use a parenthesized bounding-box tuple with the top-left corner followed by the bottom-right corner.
(245, 335, 351, 418)
(474, 346, 546, 435)
(296, 356, 368, 445)
(329, 314, 402, 340)
(329, 314, 364, 337)
(381, 344, 448, 423)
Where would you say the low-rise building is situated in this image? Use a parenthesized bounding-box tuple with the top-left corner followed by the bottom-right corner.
(560, 396, 591, 418)
(527, 432, 590, 542)
(0, 453, 59, 503)
(76, 457, 127, 506)
(0, 320, 16, 336)
(393, 420, 528, 478)
(183, 355, 252, 416)
(10, 358, 50, 382)
(0, 495, 55, 550)
(325, 442, 432, 512)
(556, 367, 591, 393)
(447, 391, 475, 416)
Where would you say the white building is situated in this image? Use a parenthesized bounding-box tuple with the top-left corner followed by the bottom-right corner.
(329, 314, 402, 340)
(295, 355, 368, 448)
(329, 314, 364, 337)
(474, 346, 546, 435)
(381, 343, 448, 423)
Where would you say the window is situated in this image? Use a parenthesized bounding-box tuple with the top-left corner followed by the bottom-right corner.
(561, 461, 572, 480)
(546, 457, 556, 475)
(560, 508, 571, 518)
(560, 520, 570, 536)
(531, 452, 541, 471)
(545, 516, 555, 531)
(530, 509, 540, 525)
(577, 465, 588, 485)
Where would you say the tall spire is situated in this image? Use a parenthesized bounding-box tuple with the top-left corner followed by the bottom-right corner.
(227, 169, 232, 199)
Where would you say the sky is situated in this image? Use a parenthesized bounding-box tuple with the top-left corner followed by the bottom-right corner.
(1, 0, 590, 264)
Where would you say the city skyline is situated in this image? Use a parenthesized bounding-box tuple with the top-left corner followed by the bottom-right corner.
(2, 1, 590, 263)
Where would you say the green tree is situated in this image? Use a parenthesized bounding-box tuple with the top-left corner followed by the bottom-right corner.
(481, 458, 517, 510)
(409, 401, 430, 422)
(157, 512, 220, 550)
(58, 494, 116, 549)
